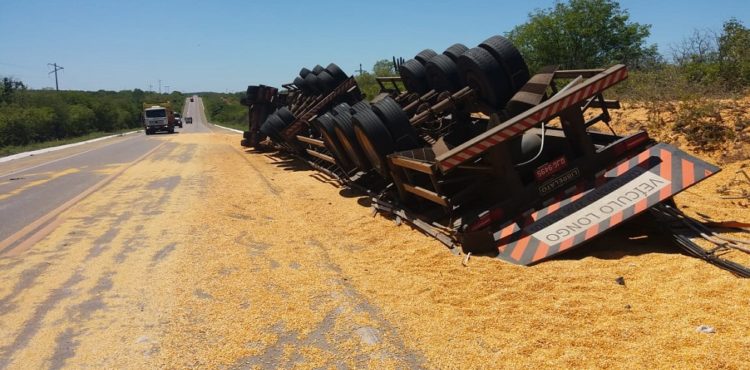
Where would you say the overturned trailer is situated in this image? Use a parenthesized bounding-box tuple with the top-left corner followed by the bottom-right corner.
(239, 35, 748, 276)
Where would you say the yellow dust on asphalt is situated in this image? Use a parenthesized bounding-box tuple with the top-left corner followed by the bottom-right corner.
(0, 131, 748, 369)
(0, 168, 81, 201)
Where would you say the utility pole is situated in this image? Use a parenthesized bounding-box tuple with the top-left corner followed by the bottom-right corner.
(355, 63, 365, 76)
(158, 79, 162, 94)
(47, 63, 64, 91)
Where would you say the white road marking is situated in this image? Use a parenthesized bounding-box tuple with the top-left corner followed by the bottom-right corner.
(0, 134, 140, 179)
(0, 130, 140, 164)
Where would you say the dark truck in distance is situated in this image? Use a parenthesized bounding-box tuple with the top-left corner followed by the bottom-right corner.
(174, 112, 183, 128)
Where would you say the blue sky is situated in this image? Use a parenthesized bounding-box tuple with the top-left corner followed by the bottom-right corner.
(1, 0, 747, 92)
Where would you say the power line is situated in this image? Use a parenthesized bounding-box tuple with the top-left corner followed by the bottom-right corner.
(47, 63, 64, 91)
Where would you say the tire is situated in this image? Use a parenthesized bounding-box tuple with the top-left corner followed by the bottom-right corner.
(312, 113, 354, 170)
(259, 121, 273, 139)
(478, 35, 530, 91)
(293, 76, 307, 90)
(261, 113, 286, 142)
(425, 54, 463, 93)
(352, 108, 396, 177)
(312, 65, 325, 75)
(371, 97, 421, 151)
(267, 114, 289, 132)
(316, 70, 336, 93)
(332, 111, 371, 171)
(351, 100, 370, 113)
(332, 102, 351, 116)
(457, 47, 513, 109)
(443, 43, 469, 62)
(399, 59, 431, 95)
(414, 49, 438, 65)
(325, 63, 348, 84)
(243, 131, 251, 139)
(145, 129, 151, 135)
(304, 73, 321, 95)
(299, 67, 311, 78)
(276, 107, 296, 125)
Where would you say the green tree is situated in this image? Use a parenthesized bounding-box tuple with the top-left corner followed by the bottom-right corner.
(373, 59, 397, 77)
(717, 18, 750, 88)
(66, 104, 96, 136)
(507, 0, 656, 72)
(1, 77, 26, 104)
(355, 72, 379, 100)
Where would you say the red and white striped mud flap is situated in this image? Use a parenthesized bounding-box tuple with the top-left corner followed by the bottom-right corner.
(493, 143, 720, 266)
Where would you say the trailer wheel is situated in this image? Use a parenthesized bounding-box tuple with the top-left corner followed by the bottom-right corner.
(293, 76, 305, 88)
(351, 100, 370, 113)
(304, 73, 322, 95)
(425, 54, 463, 93)
(457, 47, 513, 109)
(276, 107, 296, 125)
(262, 113, 287, 143)
(399, 59, 431, 95)
(443, 43, 469, 62)
(312, 64, 325, 75)
(371, 97, 421, 151)
(352, 108, 396, 178)
(332, 112, 371, 171)
(415, 49, 438, 65)
(332, 102, 351, 116)
(299, 67, 311, 78)
(316, 70, 337, 93)
(325, 63, 348, 84)
(313, 113, 354, 170)
(479, 35, 530, 91)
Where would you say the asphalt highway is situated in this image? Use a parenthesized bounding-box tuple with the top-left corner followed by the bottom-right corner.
(0, 97, 219, 254)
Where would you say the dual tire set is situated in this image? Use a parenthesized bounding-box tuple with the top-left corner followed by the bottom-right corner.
(259, 35, 531, 183)
(399, 35, 530, 109)
(259, 63, 352, 144)
(293, 63, 349, 96)
(327, 35, 532, 179)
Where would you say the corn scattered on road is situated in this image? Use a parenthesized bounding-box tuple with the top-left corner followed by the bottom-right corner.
(0, 99, 748, 369)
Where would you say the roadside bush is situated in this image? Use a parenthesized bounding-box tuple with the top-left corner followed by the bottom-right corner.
(0, 80, 184, 151)
(65, 104, 96, 136)
(23, 107, 58, 143)
(0, 107, 30, 146)
(673, 99, 734, 150)
(202, 93, 247, 128)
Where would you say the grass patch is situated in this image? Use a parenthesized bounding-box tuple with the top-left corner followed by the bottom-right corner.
(0, 127, 138, 157)
(201, 93, 248, 132)
(210, 121, 246, 131)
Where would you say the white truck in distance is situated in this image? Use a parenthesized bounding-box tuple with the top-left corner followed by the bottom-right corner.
(142, 103, 175, 135)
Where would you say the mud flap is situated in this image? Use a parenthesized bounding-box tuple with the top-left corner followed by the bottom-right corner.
(493, 143, 720, 265)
